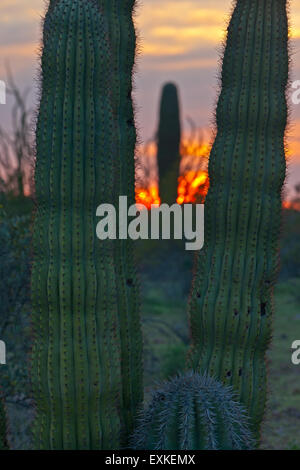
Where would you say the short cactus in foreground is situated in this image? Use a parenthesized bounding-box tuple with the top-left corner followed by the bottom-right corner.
(187, 0, 289, 441)
(157, 83, 181, 205)
(131, 372, 254, 450)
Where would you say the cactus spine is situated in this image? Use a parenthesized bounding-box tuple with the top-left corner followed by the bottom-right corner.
(131, 372, 254, 450)
(157, 83, 181, 205)
(31, 0, 141, 449)
(97, 0, 143, 442)
(187, 0, 288, 440)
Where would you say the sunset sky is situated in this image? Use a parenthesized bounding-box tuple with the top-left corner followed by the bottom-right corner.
(0, 0, 299, 198)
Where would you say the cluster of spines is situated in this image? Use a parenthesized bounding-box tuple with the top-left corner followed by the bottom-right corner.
(187, 0, 288, 440)
(32, 0, 122, 449)
(131, 372, 254, 450)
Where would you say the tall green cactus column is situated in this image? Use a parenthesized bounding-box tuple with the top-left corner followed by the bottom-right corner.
(97, 0, 143, 443)
(157, 83, 181, 205)
(187, 0, 288, 440)
(31, 0, 126, 449)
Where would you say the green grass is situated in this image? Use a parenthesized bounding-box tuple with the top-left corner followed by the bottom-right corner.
(1, 198, 299, 449)
(261, 279, 300, 450)
(138, 240, 300, 450)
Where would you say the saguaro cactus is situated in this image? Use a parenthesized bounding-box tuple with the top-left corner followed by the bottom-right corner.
(97, 0, 143, 442)
(187, 0, 288, 440)
(131, 372, 253, 450)
(31, 0, 141, 449)
(157, 83, 181, 205)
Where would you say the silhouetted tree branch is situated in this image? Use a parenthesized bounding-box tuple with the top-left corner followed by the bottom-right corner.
(0, 66, 34, 197)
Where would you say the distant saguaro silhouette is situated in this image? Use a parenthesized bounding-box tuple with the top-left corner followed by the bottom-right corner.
(157, 82, 181, 205)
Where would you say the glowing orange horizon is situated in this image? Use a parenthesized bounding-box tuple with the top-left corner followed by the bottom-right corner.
(135, 178, 300, 211)
(282, 200, 300, 212)
(135, 185, 161, 209)
(135, 132, 299, 210)
(176, 170, 209, 204)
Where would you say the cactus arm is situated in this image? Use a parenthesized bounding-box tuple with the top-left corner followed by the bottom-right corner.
(97, 0, 143, 442)
(187, 0, 288, 439)
(113, 0, 143, 440)
(31, 0, 62, 447)
(32, 0, 123, 449)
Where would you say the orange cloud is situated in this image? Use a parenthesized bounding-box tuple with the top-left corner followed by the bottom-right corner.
(0, 0, 299, 172)
(142, 44, 187, 56)
(138, 1, 227, 64)
(0, 43, 37, 57)
(150, 25, 224, 42)
(142, 57, 217, 71)
(0, 43, 38, 76)
(291, 29, 300, 39)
